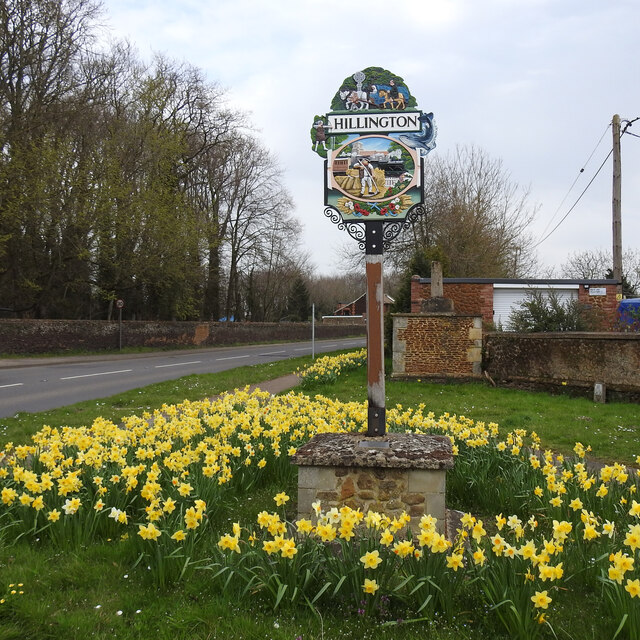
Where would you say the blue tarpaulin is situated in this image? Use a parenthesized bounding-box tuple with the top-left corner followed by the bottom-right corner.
(618, 298, 640, 329)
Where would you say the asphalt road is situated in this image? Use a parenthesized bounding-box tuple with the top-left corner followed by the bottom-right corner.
(0, 337, 365, 417)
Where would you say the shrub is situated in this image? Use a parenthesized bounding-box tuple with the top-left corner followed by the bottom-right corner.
(507, 289, 599, 332)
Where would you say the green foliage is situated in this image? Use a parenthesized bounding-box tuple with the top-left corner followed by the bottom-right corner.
(0, 2, 301, 322)
(507, 289, 599, 332)
(286, 276, 310, 322)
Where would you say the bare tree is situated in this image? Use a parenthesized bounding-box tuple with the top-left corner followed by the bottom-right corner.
(561, 247, 640, 294)
(220, 135, 295, 320)
(388, 145, 538, 277)
(308, 272, 367, 318)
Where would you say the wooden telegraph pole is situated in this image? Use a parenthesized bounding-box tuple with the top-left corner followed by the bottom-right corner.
(612, 114, 622, 283)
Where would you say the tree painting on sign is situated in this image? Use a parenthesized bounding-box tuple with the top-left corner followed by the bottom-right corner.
(311, 67, 436, 222)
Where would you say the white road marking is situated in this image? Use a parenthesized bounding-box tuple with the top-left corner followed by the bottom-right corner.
(294, 347, 310, 351)
(60, 369, 133, 380)
(155, 361, 202, 368)
(215, 355, 250, 362)
(259, 351, 287, 356)
(0, 383, 24, 389)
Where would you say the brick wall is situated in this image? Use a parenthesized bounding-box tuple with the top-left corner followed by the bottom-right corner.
(411, 277, 621, 329)
(577, 284, 620, 329)
(410, 277, 493, 322)
(392, 313, 483, 378)
(0, 320, 365, 355)
(484, 332, 640, 401)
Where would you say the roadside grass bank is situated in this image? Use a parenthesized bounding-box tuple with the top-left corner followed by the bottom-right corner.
(3, 352, 639, 464)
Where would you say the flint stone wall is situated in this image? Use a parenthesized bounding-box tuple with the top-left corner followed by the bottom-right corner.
(292, 433, 453, 534)
(0, 319, 365, 355)
(484, 332, 640, 401)
(392, 313, 483, 379)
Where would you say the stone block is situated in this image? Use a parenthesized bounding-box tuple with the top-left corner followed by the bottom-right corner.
(357, 472, 375, 490)
(401, 492, 426, 506)
(425, 492, 446, 523)
(409, 504, 425, 518)
(317, 490, 339, 502)
(340, 477, 355, 499)
(298, 466, 336, 491)
(408, 470, 445, 494)
(297, 488, 317, 515)
(467, 346, 482, 363)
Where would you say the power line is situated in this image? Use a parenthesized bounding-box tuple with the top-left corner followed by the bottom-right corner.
(537, 124, 610, 239)
(531, 146, 613, 250)
(532, 115, 639, 251)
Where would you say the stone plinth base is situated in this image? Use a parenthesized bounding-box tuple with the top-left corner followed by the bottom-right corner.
(291, 433, 453, 534)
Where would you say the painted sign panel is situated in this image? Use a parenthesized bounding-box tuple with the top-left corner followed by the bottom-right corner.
(311, 67, 436, 222)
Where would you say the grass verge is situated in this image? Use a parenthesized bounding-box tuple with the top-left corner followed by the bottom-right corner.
(1, 353, 639, 638)
(0, 355, 311, 445)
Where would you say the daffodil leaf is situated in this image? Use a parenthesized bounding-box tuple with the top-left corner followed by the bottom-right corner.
(417, 594, 433, 613)
(312, 581, 332, 603)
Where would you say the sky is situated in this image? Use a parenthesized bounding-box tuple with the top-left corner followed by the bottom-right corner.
(101, 0, 640, 277)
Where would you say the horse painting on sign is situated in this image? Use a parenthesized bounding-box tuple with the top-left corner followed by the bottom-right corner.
(330, 67, 415, 113)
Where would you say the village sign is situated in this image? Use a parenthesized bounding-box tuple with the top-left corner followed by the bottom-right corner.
(311, 66, 437, 250)
(311, 67, 437, 437)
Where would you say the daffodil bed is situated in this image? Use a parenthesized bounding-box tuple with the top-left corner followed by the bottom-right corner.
(297, 349, 367, 387)
(1, 351, 640, 638)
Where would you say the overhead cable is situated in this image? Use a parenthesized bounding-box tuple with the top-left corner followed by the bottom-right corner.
(537, 123, 610, 239)
(531, 147, 613, 250)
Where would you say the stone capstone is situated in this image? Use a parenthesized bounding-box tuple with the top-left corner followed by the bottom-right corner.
(291, 432, 454, 470)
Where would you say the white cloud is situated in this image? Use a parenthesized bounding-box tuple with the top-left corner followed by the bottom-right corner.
(101, 0, 640, 276)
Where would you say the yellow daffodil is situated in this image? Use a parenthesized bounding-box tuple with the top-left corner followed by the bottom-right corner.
(625, 579, 640, 598)
(362, 578, 379, 594)
(273, 492, 290, 506)
(531, 590, 552, 609)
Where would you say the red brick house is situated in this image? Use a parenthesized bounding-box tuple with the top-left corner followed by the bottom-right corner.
(410, 277, 621, 329)
(334, 293, 395, 317)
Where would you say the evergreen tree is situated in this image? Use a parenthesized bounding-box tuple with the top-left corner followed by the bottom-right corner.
(286, 276, 310, 321)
